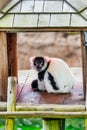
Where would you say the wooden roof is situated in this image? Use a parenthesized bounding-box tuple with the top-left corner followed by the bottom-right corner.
(0, 0, 87, 31)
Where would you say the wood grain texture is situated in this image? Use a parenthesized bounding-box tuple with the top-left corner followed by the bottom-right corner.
(0, 32, 8, 101)
(7, 33, 18, 77)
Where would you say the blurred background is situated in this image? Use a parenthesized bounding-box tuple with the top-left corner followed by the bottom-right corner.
(17, 32, 82, 70)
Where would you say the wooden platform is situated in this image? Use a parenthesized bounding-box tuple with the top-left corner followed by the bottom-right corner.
(17, 67, 84, 105)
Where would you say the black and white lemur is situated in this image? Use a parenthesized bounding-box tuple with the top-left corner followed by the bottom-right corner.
(29, 56, 74, 93)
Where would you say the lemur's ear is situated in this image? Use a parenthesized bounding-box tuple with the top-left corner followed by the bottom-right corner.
(29, 56, 35, 63)
(44, 56, 50, 62)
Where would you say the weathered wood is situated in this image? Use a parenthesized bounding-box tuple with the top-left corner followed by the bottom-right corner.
(16, 104, 85, 112)
(0, 102, 85, 112)
(43, 119, 62, 130)
(0, 32, 8, 101)
(7, 33, 18, 77)
(5, 77, 17, 130)
(0, 111, 87, 118)
(0, 27, 87, 32)
(80, 32, 87, 100)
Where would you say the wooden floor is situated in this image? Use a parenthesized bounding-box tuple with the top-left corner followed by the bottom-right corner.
(17, 68, 84, 105)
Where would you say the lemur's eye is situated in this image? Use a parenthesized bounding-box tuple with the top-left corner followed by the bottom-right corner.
(41, 62, 43, 65)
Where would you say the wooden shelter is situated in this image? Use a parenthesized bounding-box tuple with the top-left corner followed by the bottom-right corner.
(0, 0, 87, 130)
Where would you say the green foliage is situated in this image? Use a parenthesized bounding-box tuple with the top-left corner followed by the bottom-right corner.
(66, 118, 85, 130)
(0, 118, 85, 130)
(15, 118, 42, 130)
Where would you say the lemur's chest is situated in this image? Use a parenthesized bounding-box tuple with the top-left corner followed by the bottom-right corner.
(38, 70, 46, 81)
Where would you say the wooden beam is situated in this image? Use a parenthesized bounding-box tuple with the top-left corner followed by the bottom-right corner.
(0, 102, 85, 112)
(0, 111, 86, 118)
(0, 27, 87, 32)
(7, 33, 18, 77)
(0, 32, 8, 101)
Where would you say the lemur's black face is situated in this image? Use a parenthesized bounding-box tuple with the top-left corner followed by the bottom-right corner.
(34, 57, 44, 71)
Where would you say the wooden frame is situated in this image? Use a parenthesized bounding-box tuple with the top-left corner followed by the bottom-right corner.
(0, 31, 85, 130)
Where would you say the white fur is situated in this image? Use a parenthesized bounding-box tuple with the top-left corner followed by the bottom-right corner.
(38, 80, 45, 91)
(44, 58, 74, 93)
(30, 56, 74, 93)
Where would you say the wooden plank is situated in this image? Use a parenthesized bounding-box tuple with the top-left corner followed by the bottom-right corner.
(66, 0, 87, 12)
(0, 32, 8, 101)
(21, 0, 34, 12)
(38, 14, 50, 27)
(34, 1, 44, 12)
(44, 1, 63, 12)
(7, 33, 18, 77)
(8, 2, 21, 13)
(13, 14, 38, 27)
(71, 14, 87, 27)
(0, 14, 14, 27)
(63, 2, 76, 12)
(2, 0, 20, 13)
(50, 14, 70, 27)
(5, 77, 17, 130)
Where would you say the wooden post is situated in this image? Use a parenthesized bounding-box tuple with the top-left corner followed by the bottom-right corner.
(80, 31, 87, 100)
(7, 33, 18, 77)
(5, 77, 17, 130)
(0, 32, 8, 101)
(43, 119, 64, 130)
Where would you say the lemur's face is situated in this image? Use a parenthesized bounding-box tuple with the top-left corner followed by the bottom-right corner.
(34, 57, 45, 71)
